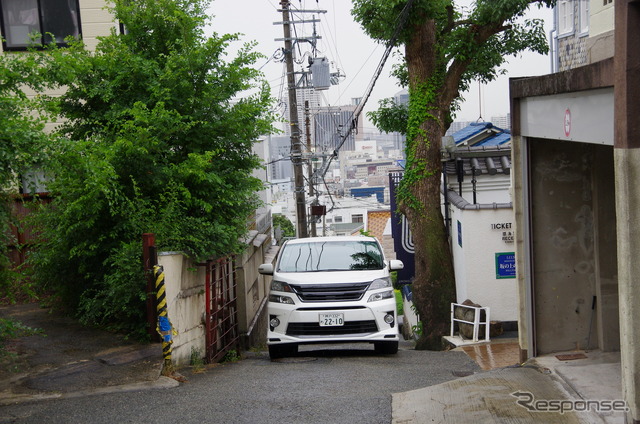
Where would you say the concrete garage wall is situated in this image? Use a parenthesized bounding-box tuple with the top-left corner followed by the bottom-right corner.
(529, 138, 617, 354)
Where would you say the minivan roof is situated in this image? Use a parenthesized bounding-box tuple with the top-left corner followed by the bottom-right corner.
(284, 236, 377, 245)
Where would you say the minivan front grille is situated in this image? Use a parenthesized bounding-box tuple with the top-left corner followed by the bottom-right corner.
(289, 282, 370, 302)
(286, 320, 378, 336)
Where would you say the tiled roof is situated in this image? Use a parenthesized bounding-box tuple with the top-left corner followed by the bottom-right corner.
(451, 122, 511, 147)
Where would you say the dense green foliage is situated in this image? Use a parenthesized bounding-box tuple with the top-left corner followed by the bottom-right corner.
(359, 0, 551, 135)
(272, 214, 295, 239)
(0, 48, 59, 298)
(23, 0, 274, 338)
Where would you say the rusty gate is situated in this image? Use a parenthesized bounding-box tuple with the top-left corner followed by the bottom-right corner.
(203, 257, 239, 363)
(6, 194, 52, 270)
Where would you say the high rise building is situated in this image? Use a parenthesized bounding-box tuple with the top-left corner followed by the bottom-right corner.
(313, 104, 362, 152)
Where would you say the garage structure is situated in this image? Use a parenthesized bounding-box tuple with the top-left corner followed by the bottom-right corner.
(510, 1, 640, 421)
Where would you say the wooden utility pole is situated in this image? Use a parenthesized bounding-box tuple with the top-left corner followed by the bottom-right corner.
(280, 0, 308, 238)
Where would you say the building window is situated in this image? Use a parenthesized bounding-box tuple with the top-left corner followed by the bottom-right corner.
(0, 0, 81, 50)
(557, 0, 574, 36)
(352, 214, 363, 223)
(334, 216, 343, 223)
(579, 0, 589, 35)
(603, 0, 612, 5)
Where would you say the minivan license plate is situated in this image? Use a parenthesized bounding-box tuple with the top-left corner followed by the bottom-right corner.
(319, 313, 344, 327)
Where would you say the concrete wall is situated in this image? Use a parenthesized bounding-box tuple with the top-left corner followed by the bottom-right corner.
(157, 252, 207, 367)
(527, 139, 619, 356)
(235, 234, 275, 349)
(157, 232, 275, 366)
(510, 58, 616, 361)
(590, 0, 615, 37)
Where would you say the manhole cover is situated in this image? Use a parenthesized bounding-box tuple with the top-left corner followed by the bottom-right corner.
(272, 357, 318, 363)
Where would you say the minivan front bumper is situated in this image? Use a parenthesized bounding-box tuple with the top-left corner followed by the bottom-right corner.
(267, 297, 399, 346)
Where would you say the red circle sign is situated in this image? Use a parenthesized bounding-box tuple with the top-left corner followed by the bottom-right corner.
(564, 108, 571, 137)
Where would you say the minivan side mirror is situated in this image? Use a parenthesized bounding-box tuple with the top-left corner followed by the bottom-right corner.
(389, 260, 404, 271)
(258, 263, 274, 276)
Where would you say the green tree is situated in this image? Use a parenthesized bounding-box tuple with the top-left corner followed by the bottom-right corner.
(352, 0, 551, 349)
(273, 214, 295, 239)
(0, 49, 57, 298)
(28, 0, 274, 337)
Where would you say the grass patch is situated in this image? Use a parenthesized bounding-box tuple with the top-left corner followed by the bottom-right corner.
(189, 346, 205, 373)
(395, 289, 404, 316)
(221, 349, 240, 363)
(0, 317, 43, 363)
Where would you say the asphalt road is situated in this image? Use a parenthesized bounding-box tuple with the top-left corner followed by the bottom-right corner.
(0, 341, 480, 424)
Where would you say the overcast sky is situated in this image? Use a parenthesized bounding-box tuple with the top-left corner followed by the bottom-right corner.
(204, 0, 554, 131)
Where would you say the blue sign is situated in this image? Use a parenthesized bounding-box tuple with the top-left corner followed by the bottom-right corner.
(496, 252, 516, 279)
(389, 173, 414, 285)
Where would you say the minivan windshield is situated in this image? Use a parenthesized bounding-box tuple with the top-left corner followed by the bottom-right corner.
(278, 240, 384, 272)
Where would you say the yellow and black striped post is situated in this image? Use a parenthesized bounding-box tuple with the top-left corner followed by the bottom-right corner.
(154, 265, 174, 371)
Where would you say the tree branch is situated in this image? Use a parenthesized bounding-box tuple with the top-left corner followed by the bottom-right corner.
(441, 22, 508, 107)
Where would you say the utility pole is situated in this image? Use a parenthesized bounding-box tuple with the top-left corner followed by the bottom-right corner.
(280, 0, 307, 238)
(305, 100, 317, 237)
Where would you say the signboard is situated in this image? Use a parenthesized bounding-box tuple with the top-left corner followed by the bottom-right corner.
(495, 252, 516, 279)
(491, 222, 514, 243)
(389, 173, 415, 286)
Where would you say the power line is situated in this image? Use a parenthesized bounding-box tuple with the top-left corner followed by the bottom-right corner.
(313, 0, 415, 181)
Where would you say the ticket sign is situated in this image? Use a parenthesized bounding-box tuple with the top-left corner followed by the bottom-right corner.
(496, 252, 516, 279)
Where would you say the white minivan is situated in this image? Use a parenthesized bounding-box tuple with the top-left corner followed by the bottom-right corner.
(258, 236, 404, 359)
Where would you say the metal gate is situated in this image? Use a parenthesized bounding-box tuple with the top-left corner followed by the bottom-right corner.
(203, 257, 239, 363)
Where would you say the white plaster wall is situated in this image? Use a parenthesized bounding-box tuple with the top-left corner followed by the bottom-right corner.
(453, 174, 512, 205)
(589, 0, 615, 37)
(449, 206, 468, 302)
(158, 252, 206, 367)
(452, 208, 518, 322)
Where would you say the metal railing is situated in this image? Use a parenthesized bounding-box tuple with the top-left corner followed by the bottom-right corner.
(450, 302, 490, 342)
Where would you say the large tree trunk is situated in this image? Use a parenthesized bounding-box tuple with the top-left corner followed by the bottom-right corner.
(401, 17, 457, 350)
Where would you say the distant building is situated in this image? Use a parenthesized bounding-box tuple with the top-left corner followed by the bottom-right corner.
(267, 135, 292, 181)
(489, 114, 511, 131)
(281, 87, 323, 147)
(314, 104, 362, 152)
(446, 120, 475, 136)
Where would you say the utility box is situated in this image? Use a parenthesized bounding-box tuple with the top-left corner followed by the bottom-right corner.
(310, 57, 330, 90)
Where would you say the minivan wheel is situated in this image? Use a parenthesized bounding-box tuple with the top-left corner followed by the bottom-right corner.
(269, 343, 298, 360)
(374, 341, 398, 355)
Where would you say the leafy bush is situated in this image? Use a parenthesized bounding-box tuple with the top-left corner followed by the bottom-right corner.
(272, 214, 295, 239)
(0, 318, 43, 351)
(26, 0, 274, 339)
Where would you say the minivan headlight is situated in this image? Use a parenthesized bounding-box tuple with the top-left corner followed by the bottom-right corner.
(269, 294, 295, 305)
(368, 290, 394, 302)
(369, 278, 392, 290)
(271, 280, 293, 292)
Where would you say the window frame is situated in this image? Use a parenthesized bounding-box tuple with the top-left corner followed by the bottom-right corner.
(578, 0, 590, 36)
(557, 0, 575, 37)
(0, 0, 82, 51)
